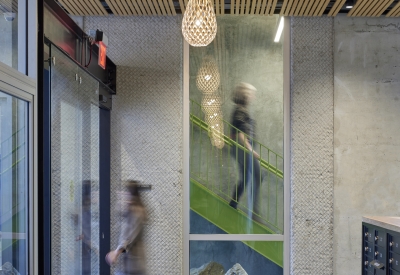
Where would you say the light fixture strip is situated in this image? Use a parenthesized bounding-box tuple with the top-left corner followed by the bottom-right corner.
(274, 17, 284, 43)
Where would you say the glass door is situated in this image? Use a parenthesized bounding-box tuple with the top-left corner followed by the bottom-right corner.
(50, 45, 100, 275)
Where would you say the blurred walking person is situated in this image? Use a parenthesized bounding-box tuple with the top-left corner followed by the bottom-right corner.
(106, 180, 147, 275)
(228, 83, 261, 221)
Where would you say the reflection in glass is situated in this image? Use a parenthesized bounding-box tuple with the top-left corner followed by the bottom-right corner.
(0, 0, 19, 70)
(190, 16, 284, 235)
(0, 91, 28, 274)
(190, 240, 283, 274)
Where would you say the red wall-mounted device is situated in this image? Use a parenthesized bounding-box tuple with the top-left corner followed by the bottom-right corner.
(98, 41, 107, 70)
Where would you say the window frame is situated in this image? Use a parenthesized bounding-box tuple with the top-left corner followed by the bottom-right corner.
(183, 17, 291, 275)
(0, 60, 37, 275)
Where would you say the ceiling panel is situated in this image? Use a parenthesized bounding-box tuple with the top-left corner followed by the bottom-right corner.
(59, 0, 107, 15)
(55, 0, 400, 17)
(348, 0, 395, 16)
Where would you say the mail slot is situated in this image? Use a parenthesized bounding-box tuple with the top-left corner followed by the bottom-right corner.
(375, 229, 387, 247)
(390, 234, 400, 254)
(389, 252, 400, 272)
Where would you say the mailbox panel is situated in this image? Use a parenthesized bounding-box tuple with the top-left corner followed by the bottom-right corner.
(364, 241, 374, 258)
(364, 224, 375, 243)
(375, 267, 386, 275)
(375, 245, 387, 262)
(390, 233, 400, 255)
(390, 252, 400, 272)
(363, 256, 374, 274)
(376, 229, 387, 247)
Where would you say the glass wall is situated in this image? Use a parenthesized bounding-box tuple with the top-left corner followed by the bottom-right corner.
(190, 241, 283, 273)
(50, 45, 100, 275)
(0, 0, 25, 72)
(189, 15, 284, 274)
(0, 90, 28, 274)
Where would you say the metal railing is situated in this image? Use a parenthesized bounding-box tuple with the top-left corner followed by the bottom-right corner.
(190, 99, 284, 233)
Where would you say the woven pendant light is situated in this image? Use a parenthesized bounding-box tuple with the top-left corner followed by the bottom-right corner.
(182, 0, 217, 47)
(201, 94, 221, 115)
(203, 106, 224, 148)
(204, 110, 222, 125)
(209, 119, 224, 149)
(196, 56, 220, 93)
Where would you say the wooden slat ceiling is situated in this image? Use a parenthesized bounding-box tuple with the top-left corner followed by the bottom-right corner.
(103, 0, 176, 15)
(58, 0, 108, 15)
(56, 0, 400, 17)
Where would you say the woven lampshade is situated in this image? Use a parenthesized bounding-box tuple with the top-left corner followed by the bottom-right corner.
(201, 94, 221, 115)
(211, 134, 224, 149)
(209, 120, 224, 149)
(203, 107, 224, 148)
(204, 110, 222, 125)
(181, 0, 217, 47)
(196, 56, 220, 93)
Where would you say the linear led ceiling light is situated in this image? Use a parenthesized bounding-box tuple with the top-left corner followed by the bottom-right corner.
(274, 17, 284, 43)
(346, 0, 354, 8)
(182, 0, 217, 47)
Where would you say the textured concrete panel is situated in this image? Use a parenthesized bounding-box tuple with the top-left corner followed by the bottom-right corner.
(83, 16, 183, 275)
(334, 15, 400, 275)
(84, 15, 183, 71)
(291, 17, 334, 275)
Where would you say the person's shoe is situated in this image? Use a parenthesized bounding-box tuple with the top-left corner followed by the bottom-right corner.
(229, 200, 238, 209)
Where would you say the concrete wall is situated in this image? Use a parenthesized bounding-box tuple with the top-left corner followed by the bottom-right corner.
(333, 15, 400, 275)
(83, 16, 183, 275)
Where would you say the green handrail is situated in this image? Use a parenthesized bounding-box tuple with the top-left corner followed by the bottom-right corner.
(190, 113, 283, 179)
